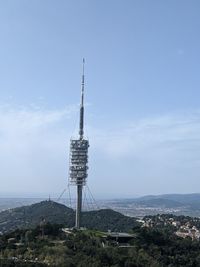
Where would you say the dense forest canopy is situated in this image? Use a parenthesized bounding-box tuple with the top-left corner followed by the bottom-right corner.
(1, 220, 200, 267)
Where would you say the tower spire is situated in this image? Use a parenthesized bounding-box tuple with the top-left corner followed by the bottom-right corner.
(79, 58, 85, 139)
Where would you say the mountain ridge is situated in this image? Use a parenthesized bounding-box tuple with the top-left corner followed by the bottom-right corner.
(0, 200, 139, 233)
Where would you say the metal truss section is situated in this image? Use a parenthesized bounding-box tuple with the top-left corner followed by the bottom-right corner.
(69, 139, 89, 186)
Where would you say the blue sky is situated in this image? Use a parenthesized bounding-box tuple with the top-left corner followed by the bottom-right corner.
(0, 0, 200, 198)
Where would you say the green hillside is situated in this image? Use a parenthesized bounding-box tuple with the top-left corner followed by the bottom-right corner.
(0, 201, 139, 233)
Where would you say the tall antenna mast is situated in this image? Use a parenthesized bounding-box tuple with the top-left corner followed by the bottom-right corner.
(69, 59, 89, 229)
(79, 58, 85, 139)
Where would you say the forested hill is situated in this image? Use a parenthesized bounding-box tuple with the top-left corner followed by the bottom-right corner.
(0, 200, 139, 233)
(82, 209, 139, 232)
(0, 201, 74, 234)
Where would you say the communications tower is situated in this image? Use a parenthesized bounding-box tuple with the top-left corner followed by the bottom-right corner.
(69, 59, 89, 229)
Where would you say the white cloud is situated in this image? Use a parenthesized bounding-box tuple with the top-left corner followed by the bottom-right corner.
(91, 111, 200, 159)
(0, 104, 76, 135)
(0, 106, 200, 197)
(88, 111, 200, 196)
(0, 105, 77, 195)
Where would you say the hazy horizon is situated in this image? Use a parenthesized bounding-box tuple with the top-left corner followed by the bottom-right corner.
(1, 191, 200, 200)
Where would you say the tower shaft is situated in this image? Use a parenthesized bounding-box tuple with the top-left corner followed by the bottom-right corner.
(75, 184, 82, 228)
